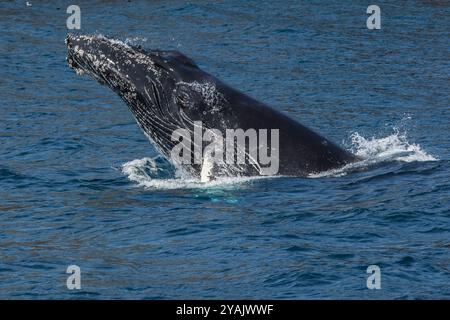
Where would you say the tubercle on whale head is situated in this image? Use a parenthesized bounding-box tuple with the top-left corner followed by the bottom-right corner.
(65, 34, 222, 122)
(66, 33, 202, 80)
(66, 33, 142, 87)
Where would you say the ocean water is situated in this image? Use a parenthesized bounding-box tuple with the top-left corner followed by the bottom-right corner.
(0, 0, 449, 299)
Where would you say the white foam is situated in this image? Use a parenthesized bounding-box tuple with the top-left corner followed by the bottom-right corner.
(309, 130, 437, 178)
(121, 157, 268, 190)
(121, 157, 161, 183)
(351, 131, 436, 162)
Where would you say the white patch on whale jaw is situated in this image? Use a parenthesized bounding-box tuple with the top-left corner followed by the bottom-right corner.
(200, 152, 215, 182)
(199, 156, 252, 183)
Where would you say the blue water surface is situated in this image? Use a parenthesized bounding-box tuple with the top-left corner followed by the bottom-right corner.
(0, 1, 449, 299)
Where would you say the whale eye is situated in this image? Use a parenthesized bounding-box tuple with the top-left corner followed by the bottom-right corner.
(176, 86, 193, 108)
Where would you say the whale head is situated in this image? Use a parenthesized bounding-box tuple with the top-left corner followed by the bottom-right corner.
(66, 34, 233, 175)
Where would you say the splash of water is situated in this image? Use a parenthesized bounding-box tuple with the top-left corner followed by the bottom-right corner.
(124, 36, 148, 46)
(121, 156, 267, 190)
(122, 128, 437, 186)
(309, 129, 437, 178)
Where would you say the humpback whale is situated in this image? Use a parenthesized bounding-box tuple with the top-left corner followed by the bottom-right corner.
(66, 34, 360, 179)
